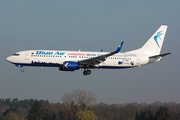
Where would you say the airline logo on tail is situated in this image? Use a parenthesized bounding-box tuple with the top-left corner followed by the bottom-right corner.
(154, 31, 163, 47)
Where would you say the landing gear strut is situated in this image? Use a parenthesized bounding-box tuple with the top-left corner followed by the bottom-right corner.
(83, 69, 91, 76)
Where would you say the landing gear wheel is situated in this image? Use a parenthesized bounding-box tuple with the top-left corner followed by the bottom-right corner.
(83, 69, 91, 76)
(21, 69, 24, 72)
(87, 70, 91, 75)
(83, 71, 87, 76)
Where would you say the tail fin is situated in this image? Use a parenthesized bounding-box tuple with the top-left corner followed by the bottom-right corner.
(127, 25, 168, 55)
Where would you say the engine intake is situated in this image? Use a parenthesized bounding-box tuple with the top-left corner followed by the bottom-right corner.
(63, 61, 80, 70)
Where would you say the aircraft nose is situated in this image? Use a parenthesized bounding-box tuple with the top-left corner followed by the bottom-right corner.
(6, 56, 13, 63)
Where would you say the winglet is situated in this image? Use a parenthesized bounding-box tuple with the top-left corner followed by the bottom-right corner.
(114, 41, 124, 53)
(100, 49, 103, 52)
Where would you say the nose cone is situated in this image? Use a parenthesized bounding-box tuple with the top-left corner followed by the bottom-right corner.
(6, 56, 13, 63)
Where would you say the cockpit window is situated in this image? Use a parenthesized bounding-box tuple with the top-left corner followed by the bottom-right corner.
(13, 54, 20, 56)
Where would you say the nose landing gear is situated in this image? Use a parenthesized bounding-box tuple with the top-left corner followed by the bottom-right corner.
(83, 69, 91, 76)
(15, 64, 24, 73)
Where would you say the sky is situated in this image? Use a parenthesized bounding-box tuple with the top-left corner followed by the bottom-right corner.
(0, 0, 179, 104)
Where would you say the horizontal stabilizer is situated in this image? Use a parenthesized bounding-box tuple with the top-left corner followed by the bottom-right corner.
(149, 52, 171, 58)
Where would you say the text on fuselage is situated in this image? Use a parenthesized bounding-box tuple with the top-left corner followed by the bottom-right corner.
(36, 51, 65, 55)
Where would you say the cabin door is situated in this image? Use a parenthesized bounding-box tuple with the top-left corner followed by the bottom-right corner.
(25, 52, 30, 60)
(136, 56, 140, 65)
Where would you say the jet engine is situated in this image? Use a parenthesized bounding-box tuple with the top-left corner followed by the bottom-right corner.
(63, 61, 80, 70)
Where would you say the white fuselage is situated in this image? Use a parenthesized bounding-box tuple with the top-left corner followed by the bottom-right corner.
(6, 50, 157, 69)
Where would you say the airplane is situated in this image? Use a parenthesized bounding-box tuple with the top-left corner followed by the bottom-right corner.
(6, 25, 171, 76)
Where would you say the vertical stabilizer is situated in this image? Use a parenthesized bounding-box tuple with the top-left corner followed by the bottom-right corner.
(127, 25, 168, 55)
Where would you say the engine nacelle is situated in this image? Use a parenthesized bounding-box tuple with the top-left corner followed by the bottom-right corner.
(63, 61, 80, 70)
(59, 66, 74, 71)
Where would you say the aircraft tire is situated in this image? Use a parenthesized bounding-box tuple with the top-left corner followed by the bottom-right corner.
(83, 71, 87, 76)
(21, 69, 24, 72)
(87, 70, 91, 75)
(83, 70, 91, 76)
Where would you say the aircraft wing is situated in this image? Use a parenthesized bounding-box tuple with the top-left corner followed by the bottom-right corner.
(79, 41, 124, 66)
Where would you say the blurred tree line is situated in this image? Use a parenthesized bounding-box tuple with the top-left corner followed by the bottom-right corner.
(0, 90, 180, 120)
(0, 98, 49, 108)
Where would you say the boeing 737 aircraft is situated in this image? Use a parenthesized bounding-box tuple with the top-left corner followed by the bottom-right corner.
(6, 25, 171, 76)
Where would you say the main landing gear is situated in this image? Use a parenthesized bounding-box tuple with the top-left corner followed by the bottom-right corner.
(83, 69, 91, 76)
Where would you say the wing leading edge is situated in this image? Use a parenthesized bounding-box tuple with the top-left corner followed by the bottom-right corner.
(79, 41, 124, 66)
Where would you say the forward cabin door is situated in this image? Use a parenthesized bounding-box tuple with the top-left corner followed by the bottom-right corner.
(25, 52, 30, 60)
